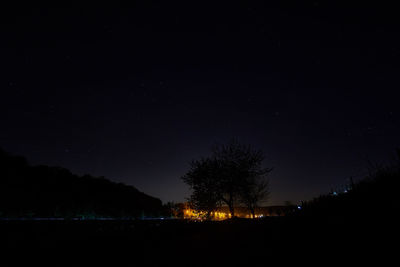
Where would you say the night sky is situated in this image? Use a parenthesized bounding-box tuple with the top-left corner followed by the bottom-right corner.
(1, 2, 399, 205)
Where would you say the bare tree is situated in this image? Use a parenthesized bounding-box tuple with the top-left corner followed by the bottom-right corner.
(182, 158, 222, 219)
(240, 176, 270, 218)
(182, 139, 272, 219)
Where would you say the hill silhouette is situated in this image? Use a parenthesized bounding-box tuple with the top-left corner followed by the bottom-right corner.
(1, 148, 398, 265)
(296, 150, 400, 224)
(0, 148, 162, 218)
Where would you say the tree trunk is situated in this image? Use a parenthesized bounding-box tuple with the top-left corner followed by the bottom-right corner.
(206, 210, 212, 220)
(229, 204, 235, 218)
(222, 195, 235, 218)
(251, 209, 255, 219)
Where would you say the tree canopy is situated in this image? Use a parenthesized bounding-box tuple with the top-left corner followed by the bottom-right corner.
(182, 140, 272, 218)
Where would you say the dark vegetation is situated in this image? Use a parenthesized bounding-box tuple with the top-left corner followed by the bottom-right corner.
(1, 147, 398, 265)
(296, 150, 400, 223)
(182, 140, 271, 218)
(0, 148, 162, 218)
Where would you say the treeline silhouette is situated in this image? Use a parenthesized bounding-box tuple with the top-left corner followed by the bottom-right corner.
(1, 148, 398, 265)
(0, 148, 162, 218)
(296, 150, 400, 222)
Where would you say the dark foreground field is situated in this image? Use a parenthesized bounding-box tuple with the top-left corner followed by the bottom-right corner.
(0, 216, 394, 266)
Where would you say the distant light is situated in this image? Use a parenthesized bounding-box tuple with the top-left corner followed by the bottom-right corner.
(297, 206, 302, 210)
(333, 192, 337, 196)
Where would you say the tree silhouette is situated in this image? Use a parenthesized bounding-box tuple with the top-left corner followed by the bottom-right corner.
(240, 174, 270, 218)
(182, 158, 222, 219)
(182, 140, 272, 218)
(212, 140, 272, 217)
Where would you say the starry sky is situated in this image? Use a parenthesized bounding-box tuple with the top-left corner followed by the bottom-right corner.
(1, 1, 399, 205)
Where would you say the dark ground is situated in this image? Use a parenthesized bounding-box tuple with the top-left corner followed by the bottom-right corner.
(0, 217, 394, 266)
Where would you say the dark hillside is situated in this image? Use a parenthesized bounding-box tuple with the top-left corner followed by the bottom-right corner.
(296, 152, 400, 225)
(0, 148, 162, 218)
